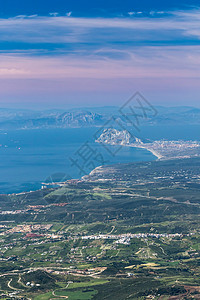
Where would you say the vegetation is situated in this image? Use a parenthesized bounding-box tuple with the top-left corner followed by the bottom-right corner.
(0, 157, 200, 299)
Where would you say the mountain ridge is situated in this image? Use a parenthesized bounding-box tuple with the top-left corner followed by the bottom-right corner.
(1, 105, 200, 129)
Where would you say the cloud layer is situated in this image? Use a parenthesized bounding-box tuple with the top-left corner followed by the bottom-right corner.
(0, 9, 200, 106)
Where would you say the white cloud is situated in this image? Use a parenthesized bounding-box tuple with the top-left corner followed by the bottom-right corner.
(149, 11, 165, 16)
(49, 12, 59, 17)
(66, 12, 72, 17)
(128, 11, 143, 16)
(14, 15, 28, 18)
(28, 14, 38, 18)
(0, 10, 199, 47)
(128, 12, 135, 16)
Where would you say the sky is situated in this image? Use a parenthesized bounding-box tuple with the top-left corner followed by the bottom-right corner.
(0, 0, 200, 109)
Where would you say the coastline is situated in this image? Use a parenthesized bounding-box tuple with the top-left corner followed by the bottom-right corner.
(129, 144, 163, 160)
(97, 140, 163, 160)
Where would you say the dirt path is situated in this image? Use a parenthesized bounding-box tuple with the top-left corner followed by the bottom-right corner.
(7, 278, 19, 290)
(52, 290, 69, 299)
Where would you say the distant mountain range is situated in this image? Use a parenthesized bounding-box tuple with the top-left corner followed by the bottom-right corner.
(0, 106, 200, 129)
(151, 106, 200, 125)
(0, 109, 106, 129)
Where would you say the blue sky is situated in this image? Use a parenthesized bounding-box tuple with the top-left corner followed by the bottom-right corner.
(1, 0, 199, 17)
(0, 0, 200, 108)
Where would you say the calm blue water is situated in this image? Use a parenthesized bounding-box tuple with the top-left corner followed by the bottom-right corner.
(0, 124, 200, 194)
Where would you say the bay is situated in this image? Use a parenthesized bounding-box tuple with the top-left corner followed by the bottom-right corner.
(0, 124, 200, 194)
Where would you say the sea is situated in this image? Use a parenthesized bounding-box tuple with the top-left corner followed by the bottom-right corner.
(0, 124, 200, 194)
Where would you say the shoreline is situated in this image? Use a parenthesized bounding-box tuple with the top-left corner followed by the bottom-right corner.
(98, 141, 163, 160)
(1, 145, 158, 196)
(128, 144, 163, 160)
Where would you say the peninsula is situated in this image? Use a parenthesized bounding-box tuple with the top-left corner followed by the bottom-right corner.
(96, 128, 200, 160)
